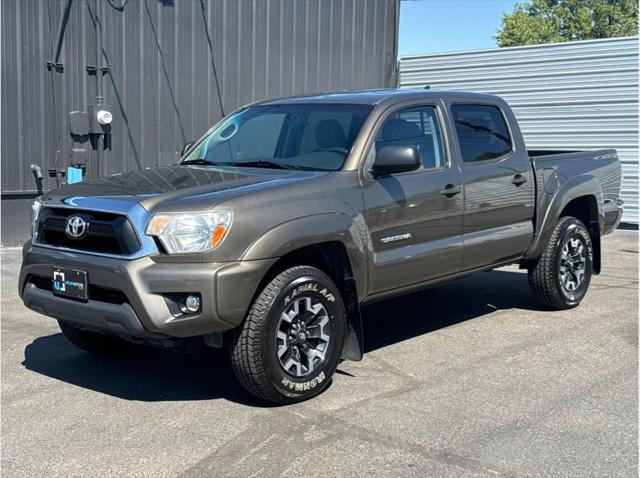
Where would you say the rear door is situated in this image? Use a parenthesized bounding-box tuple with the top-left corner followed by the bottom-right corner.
(362, 102, 464, 294)
(448, 101, 535, 270)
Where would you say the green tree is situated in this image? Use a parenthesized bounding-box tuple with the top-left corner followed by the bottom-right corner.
(496, 0, 639, 47)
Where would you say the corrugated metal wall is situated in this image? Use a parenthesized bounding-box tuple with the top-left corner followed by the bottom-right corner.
(1, 0, 399, 244)
(400, 36, 639, 224)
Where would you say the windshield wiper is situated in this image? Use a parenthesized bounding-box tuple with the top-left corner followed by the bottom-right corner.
(183, 159, 226, 166)
(184, 158, 299, 170)
(229, 160, 299, 170)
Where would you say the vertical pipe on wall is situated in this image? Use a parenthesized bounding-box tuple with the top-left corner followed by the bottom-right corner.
(94, 0, 103, 105)
(95, 0, 104, 179)
(86, 0, 104, 179)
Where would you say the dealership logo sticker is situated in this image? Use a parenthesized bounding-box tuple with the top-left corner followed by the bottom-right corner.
(52, 270, 85, 293)
(53, 271, 66, 292)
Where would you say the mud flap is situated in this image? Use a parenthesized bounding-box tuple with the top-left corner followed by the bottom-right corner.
(590, 222, 601, 274)
(341, 296, 363, 361)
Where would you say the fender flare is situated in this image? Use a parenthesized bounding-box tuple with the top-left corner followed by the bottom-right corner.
(242, 213, 371, 361)
(525, 174, 604, 262)
(241, 213, 369, 298)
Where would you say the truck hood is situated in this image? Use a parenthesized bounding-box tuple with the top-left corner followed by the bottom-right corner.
(42, 165, 326, 212)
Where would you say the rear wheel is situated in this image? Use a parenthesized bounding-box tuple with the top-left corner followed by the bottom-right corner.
(528, 216, 593, 310)
(58, 321, 124, 354)
(230, 266, 345, 404)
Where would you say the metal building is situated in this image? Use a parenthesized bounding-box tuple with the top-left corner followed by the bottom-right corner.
(1, 0, 399, 244)
(400, 36, 639, 224)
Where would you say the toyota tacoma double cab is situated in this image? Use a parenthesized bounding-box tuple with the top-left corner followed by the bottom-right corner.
(20, 89, 623, 403)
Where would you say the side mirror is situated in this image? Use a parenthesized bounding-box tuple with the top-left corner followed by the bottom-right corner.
(180, 141, 195, 157)
(372, 146, 421, 176)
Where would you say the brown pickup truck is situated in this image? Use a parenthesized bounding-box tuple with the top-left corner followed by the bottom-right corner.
(20, 89, 623, 403)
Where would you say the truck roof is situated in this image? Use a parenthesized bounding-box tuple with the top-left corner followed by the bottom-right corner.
(259, 88, 501, 106)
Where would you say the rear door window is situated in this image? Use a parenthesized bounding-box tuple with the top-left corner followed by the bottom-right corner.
(451, 105, 512, 163)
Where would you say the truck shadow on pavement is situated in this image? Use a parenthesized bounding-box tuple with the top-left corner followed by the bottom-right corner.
(362, 269, 543, 353)
(23, 269, 541, 405)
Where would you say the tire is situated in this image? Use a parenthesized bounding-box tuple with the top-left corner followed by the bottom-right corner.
(58, 320, 124, 354)
(230, 266, 345, 404)
(528, 216, 593, 310)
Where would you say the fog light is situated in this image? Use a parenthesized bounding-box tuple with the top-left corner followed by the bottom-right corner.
(180, 294, 201, 314)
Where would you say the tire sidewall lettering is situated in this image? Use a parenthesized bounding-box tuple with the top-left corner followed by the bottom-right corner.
(281, 371, 326, 392)
(283, 282, 336, 306)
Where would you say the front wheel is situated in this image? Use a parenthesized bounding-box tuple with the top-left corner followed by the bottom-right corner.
(528, 216, 593, 310)
(230, 266, 345, 404)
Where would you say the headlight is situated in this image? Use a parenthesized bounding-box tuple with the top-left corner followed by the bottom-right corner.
(31, 197, 43, 239)
(146, 211, 232, 254)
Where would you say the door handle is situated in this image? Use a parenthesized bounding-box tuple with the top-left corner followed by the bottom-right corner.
(440, 183, 462, 198)
(512, 173, 527, 186)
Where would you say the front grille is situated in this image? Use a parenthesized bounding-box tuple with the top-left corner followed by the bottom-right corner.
(36, 208, 141, 255)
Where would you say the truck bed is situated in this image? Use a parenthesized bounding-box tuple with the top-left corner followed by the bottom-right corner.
(528, 148, 621, 206)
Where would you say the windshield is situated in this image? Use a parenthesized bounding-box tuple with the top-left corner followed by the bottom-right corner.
(181, 103, 372, 171)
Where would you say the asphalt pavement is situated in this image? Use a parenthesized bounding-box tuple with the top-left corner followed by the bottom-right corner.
(1, 230, 638, 477)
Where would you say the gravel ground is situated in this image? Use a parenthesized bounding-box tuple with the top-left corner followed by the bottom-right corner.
(1, 229, 638, 477)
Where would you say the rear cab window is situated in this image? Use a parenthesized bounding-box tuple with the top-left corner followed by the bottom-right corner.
(451, 105, 512, 163)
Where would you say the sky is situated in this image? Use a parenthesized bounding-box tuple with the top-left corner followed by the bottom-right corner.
(399, 0, 519, 56)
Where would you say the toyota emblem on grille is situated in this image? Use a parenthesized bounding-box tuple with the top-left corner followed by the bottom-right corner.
(65, 216, 89, 239)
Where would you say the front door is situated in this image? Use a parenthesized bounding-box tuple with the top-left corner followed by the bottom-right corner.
(362, 104, 464, 294)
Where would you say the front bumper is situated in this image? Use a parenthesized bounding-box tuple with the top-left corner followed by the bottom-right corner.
(19, 242, 276, 339)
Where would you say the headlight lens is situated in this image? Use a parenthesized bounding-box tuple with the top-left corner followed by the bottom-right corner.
(146, 211, 232, 254)
(31, 197, 43, 239)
